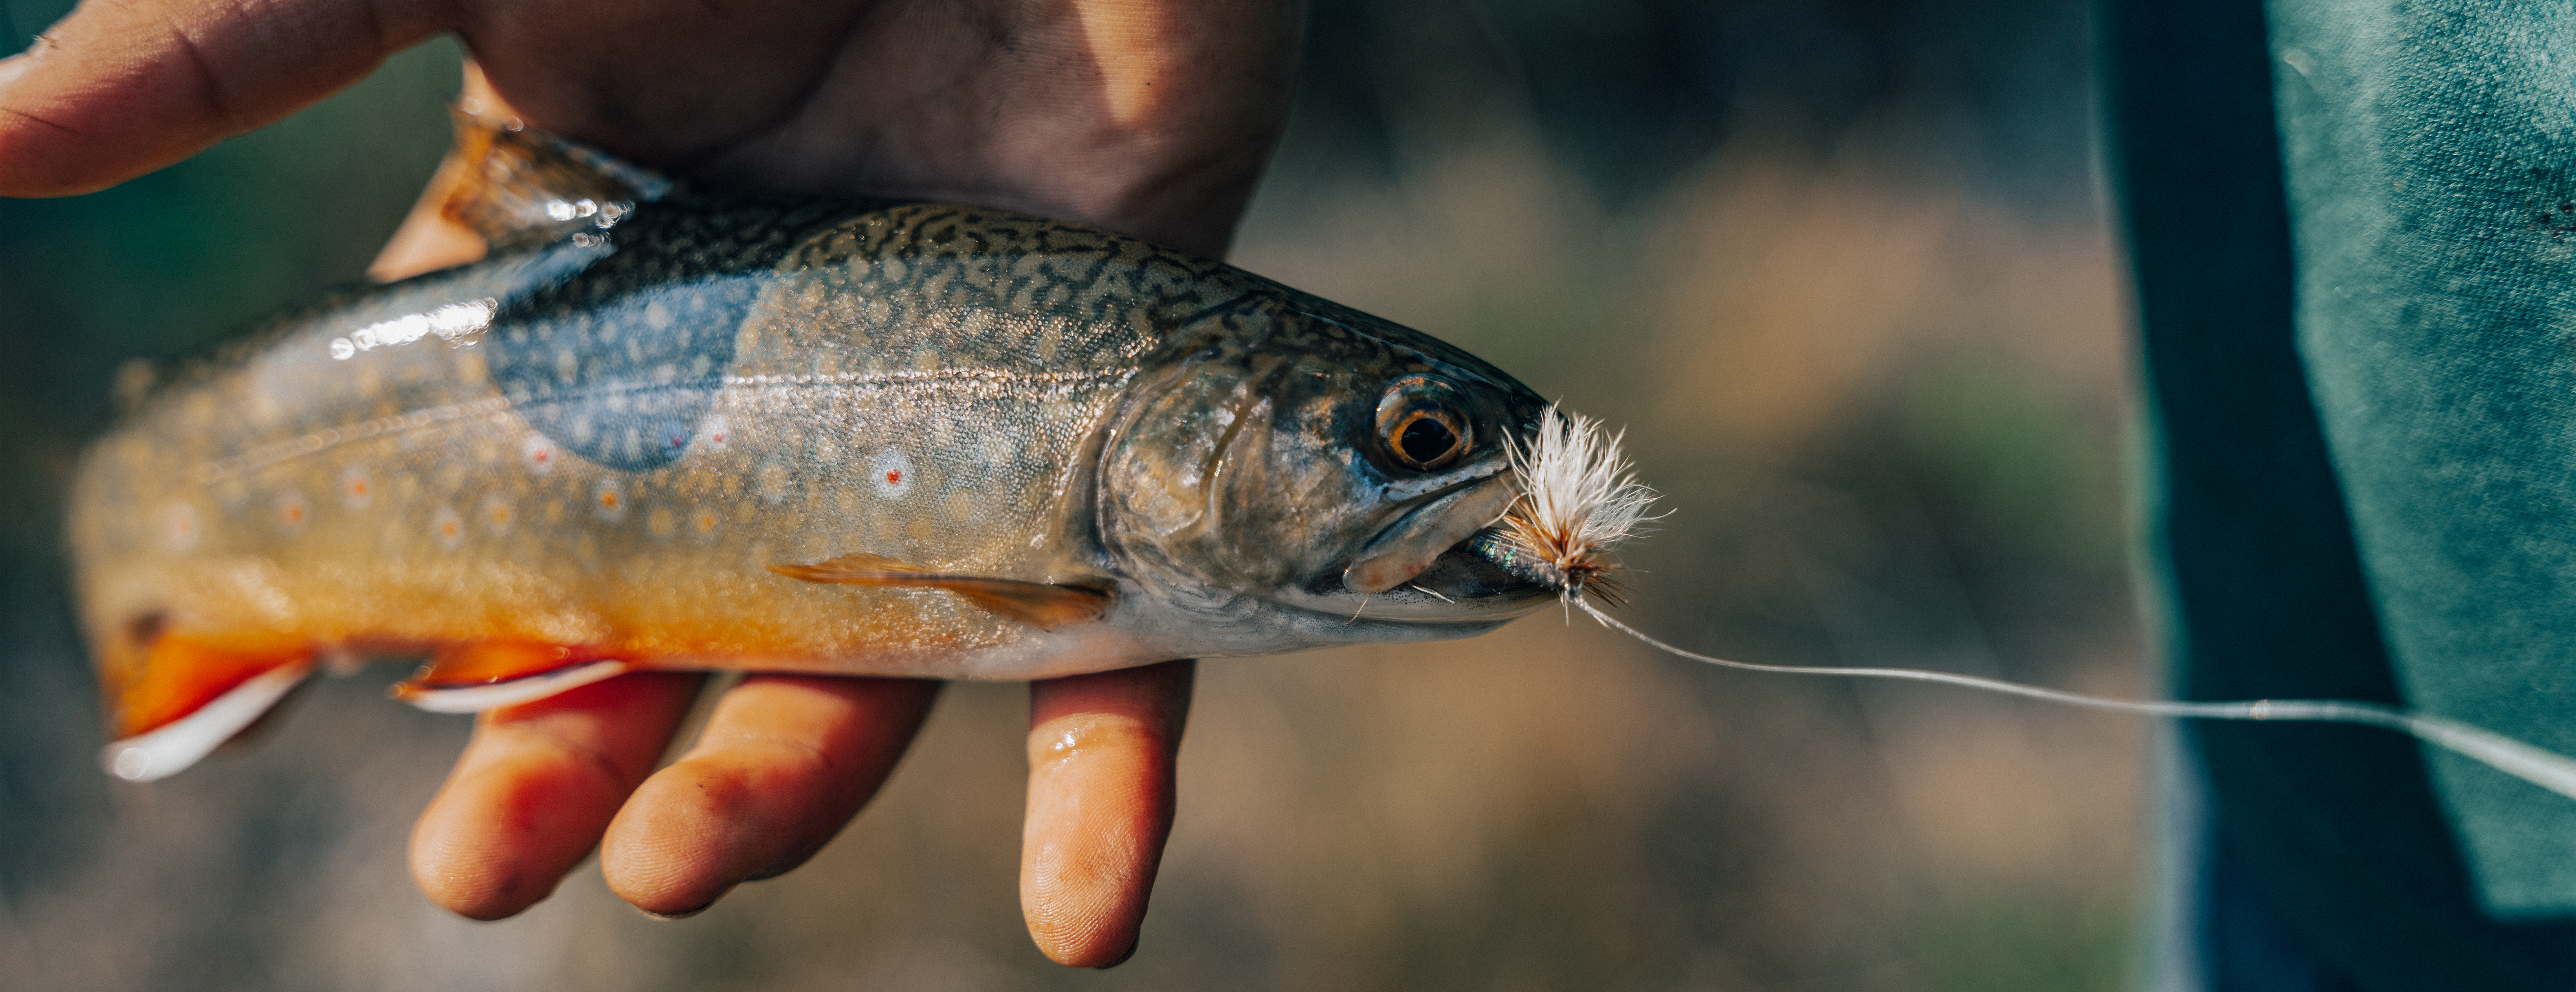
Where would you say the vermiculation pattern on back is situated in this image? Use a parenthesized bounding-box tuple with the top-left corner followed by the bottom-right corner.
(70, 192, 1251, 692)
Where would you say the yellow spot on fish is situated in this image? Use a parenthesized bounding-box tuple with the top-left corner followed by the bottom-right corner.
(480, 495, 515, 534)
(248, 389, 282, 424)
(646, 506, 675, 540)
(455, 349, 488, 386)
(432, 506, 465, 549)
(160, 502, 200, 553)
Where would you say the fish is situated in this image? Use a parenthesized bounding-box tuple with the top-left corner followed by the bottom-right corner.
(68, 108, 1592, 782)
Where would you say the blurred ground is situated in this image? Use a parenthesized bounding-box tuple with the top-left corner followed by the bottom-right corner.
(0, 1, 2147, 988)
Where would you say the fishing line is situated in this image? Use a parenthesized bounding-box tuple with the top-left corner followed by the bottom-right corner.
(1571, 593, 2576, 802)
(1496, 403, 2576, 801)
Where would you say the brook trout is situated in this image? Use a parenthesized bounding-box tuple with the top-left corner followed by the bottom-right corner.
(71, 112, 1565, 781)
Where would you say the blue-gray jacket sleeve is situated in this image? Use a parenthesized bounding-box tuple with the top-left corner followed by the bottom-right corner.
(2108, 0, 2576, 985)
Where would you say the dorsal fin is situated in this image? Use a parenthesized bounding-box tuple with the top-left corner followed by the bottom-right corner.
(769, 553, 1115, 630)
(437, 103, 675, 251)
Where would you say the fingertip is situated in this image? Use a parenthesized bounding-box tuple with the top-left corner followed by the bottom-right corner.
(1020, 661, 1194, 967)
(407, 762, 569, 920)
(598, 755, 740, 916)
(598, 676, 940, 918)
(406, 672, 701, 920)
(1019, 710, 1165, 966)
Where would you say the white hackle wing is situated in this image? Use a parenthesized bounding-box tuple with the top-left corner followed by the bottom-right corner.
(1498, 406, 1663, 597)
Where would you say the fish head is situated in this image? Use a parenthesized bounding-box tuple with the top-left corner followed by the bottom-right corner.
(1095, 281, 1560, 653)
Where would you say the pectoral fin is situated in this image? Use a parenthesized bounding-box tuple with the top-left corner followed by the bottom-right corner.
(769, 553, 1114, 630)
(391, 642, 633, 714)
(439, 102, 672, 250)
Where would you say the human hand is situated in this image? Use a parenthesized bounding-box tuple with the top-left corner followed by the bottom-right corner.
(2, 0, 1302, 967)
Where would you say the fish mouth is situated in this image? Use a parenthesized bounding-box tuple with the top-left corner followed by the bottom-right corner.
(1405, 534, 1559, 602)
(1286, 474, 1556, 623)
(1308, 535, 1555, 623)
(1342, 474, 1521, 594)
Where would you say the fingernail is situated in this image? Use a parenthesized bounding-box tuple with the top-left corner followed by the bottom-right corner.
(635, 901, 713, 921)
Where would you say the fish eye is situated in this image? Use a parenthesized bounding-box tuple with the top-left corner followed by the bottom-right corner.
(1375, 377, 1473, 471)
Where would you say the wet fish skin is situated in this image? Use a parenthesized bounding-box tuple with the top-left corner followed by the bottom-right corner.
(70, 184, 1556, 747)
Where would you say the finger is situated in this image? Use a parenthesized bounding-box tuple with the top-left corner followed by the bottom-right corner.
(599, 674, 941, 917)
(1021, 660, 1194, 968)
(408, 670, 701, 920)
(0, 0, 452, 197)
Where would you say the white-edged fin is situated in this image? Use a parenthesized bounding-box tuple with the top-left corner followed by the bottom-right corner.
(100, 661, 315, 783)
(395, 660, 630, 714)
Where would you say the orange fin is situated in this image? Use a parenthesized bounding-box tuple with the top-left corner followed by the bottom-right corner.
(112, 632, 318, 741)
(391, 642, 631, 714)
(104, 634, 321, 783)
(769, 553, 1114, 630)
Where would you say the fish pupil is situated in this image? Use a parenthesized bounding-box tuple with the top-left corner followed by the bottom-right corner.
(1399, 414, 1459, 465)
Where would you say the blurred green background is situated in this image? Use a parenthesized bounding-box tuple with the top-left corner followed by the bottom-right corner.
(0, 1, 2145, 988)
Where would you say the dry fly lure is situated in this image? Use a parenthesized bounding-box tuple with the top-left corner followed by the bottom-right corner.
(1484, 407, 1662, 605)
(1486, 408, 2576, 803)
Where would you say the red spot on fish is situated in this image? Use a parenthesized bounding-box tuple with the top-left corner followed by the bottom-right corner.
(885, 469, 903, 485)
(338, 467, 374, 508)
(600, 490, 620, 510)
(522, 437, 558, 474)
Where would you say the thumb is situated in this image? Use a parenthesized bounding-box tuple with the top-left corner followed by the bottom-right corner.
(0, 0, 454, 197)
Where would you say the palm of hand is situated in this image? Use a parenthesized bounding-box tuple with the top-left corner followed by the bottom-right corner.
(461, 0, 1297, 257)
